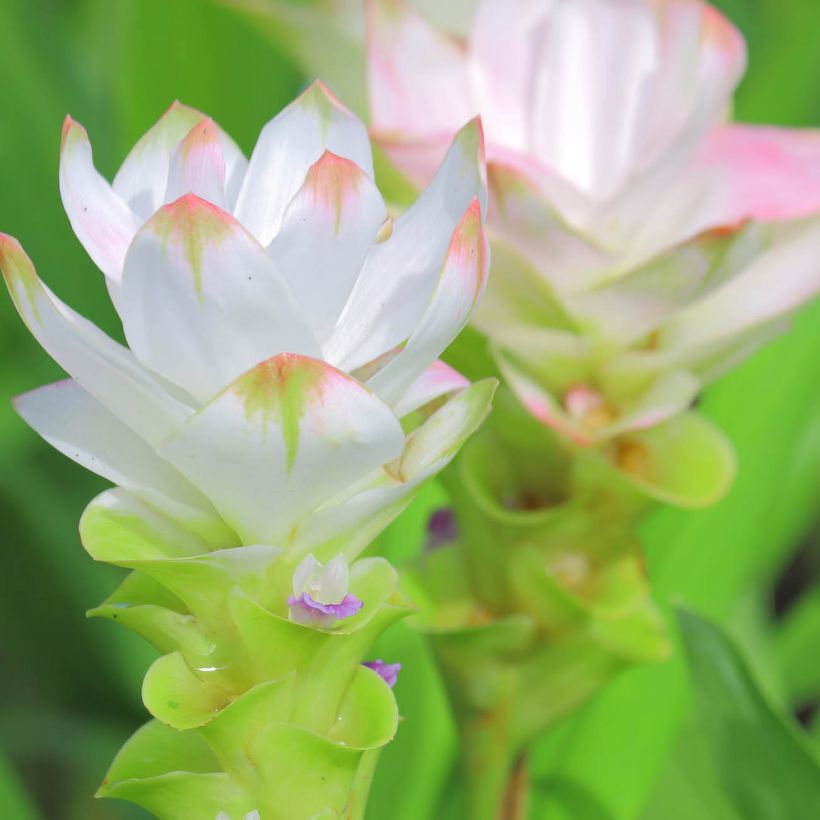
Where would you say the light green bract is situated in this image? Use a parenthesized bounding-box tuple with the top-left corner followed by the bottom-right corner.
(0, 83, 496, 819)
(83, 493, 407, 819)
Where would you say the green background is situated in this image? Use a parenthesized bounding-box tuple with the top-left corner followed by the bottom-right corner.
(0, 0, 817, 818)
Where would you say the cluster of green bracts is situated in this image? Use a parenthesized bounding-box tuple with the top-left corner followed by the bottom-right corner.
(405, 385, 738, 818)
(82, 490, 409, 819)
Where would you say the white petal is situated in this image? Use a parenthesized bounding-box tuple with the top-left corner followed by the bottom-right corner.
(527, 0, 660, 198)
(494, 349, 589, 445)
(319, 554, 350, 603)
(113, 101, 247, 219)
(14, 380, 219, 533)
(593, 1, 746, 247)
(469, 0, 541, 153)
(157, 354, 406, 545)
(602, 370, 701, 438)
(657, 214, 820, 374)
(165, 118, 228, 209)
(233, 81, 374, 246)
(564, 222, 769, 344)
(391, 360, 469, 418)
(292, 554, 322, 596)
(1, 235, 191, 447)
(268, 151, 387, 346)
(291, 378, 497, 557)
(684, 124, 820, 229)
(366, 0, 475, 138)
(484, 161, 613, 293)
(59, 117, 142, 292)
(367, 198, 488, 406)
(120, 195, 320, 404)
(325, 118, 486, 371)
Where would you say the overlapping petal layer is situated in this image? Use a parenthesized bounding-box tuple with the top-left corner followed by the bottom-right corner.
(366, 0, 820, 482)
(4, 83, 493, 552)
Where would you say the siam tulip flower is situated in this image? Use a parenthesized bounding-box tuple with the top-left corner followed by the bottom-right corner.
(366, 0, 820, 501)
(1, 83, 497, 820)
(1, 80, 494, 552)
(287, 553, 363, 627)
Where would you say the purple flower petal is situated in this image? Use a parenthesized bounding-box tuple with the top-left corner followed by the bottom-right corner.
(426, 506, 458, 550)
(287, 592, 363, 628)
(363, 659, 402, 688)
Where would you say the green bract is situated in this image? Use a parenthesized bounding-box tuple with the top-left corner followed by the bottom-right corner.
(82, 488, 408, 819)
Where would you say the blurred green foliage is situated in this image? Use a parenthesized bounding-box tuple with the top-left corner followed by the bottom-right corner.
(0, 0, 817, 818)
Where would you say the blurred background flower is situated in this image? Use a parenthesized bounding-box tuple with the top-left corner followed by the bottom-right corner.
(0, 1, 818, 819)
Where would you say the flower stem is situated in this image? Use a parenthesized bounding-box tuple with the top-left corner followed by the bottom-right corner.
(501, 750, 530, 820)
(459, 706, 531, 820)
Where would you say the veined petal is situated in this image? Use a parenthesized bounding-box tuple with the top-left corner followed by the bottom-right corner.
(113, 101, 203, 217)
(563, 221, 769, 344)
(527, 0, 660, 198)
(392, 360, 469, 418)
(366, 0, 475, 138)
(367, 198, 488, 406)
(689, 124, 820, 227)
(291, 378, 497, 557)
(113, 101, 247, 218)
(165, 118, 229, 209)
(490, 326, 592, 398)
(372, 132, 458, 190)
(597, 1, 746, 249)
(14, 380, 220, 534)
(397, 376, 497, 480)
(233, 81, 374, 246)
(59, 116, 141, 289)
(325, 118, 486, 371)
(0, 234, 191, 447)
(469, 0, 541, 153)
(486, 161, 613, 293)
(157, 354, 406, 545)
(120, 194, 320, 404)
(655, 214, 820, 378)
(495, 349, 590, 446)
(471, 237, 575, 336)
(601, 370, 700, 439)
(269, 151, 387, 346)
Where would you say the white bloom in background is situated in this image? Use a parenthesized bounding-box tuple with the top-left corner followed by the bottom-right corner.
(1, 81, 493, 551)
(366, 0, 820, 448)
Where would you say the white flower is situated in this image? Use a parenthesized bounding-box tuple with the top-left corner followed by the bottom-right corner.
(1, 82, 494, 551)
(366, 0, 820, 447)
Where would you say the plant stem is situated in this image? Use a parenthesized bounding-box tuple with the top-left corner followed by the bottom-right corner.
(501, 750, 530, 820)
(460, 706, 531, 820)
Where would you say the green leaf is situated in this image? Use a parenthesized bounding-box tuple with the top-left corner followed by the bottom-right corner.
(0, 749, 41, 820)
(678, 607, 820, 820)
(637, 720, 745, 820)
(774, 584, 820, 706)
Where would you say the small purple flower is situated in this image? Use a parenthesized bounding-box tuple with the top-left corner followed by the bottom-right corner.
(287, 554, 363, 629)
(426, 506, 458, 551)
(287, 592, 363, 628)
(363, 659, 402, 688)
